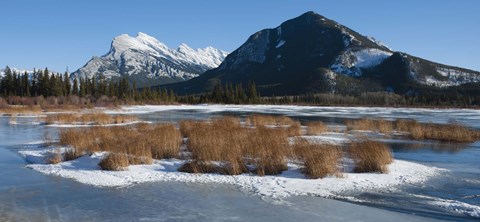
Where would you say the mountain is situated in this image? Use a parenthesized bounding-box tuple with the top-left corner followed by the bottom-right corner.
(71, 32, 228, 87)
(0, 68, 35, 78)
(161, 11, 480, 96)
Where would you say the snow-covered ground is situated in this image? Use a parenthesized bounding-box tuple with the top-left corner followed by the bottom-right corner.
(20, 148, 443, 201)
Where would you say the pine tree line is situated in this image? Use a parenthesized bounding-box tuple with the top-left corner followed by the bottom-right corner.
(0, 66, 134, 100)
(2, 65, 480, 107)
(0, 66, 179, 104)
(176, 81, 261, 104)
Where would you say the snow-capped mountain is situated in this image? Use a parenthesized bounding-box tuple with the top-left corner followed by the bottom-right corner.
(163, 11, 480, 96)
(71, 32, 228, 87)
(0, 68, 35, 78)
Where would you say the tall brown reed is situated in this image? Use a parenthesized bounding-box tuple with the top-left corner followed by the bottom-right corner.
(306, 121, 328, 135)
(45, 113, 137, 125)
(348, 140, 393, 173)
(244, 126, 290, 175)
(347, 118, 480, 143)
(292, 139, 343, 179)
(98, 153, 130, 171)
(58, 123, 182, 166)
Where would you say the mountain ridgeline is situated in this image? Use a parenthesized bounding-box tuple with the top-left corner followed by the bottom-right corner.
(71, 32, 228, 88)
(158, 11, 480, 96)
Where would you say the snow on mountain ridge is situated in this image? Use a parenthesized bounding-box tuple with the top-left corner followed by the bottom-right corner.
(72, 32, 228, 87)
(331, 48, 393, 77)
(366, 36, 393, 51)
(109, 32, 227, 69)
(0, 68, 35, 78)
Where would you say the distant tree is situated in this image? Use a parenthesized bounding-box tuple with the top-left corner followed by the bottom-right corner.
(72, 77, 79, 95)
(64, 72, 71, 96)
(79, 78, 86, 97)
(247, 81, 258, 103)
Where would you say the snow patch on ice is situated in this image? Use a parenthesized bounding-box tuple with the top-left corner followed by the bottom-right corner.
(22, 147, 444, 201)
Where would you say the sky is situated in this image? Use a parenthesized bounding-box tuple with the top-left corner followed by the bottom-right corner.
(0, 0, 479, 72)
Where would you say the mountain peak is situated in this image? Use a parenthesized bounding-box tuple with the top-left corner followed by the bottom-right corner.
(299, 11, 322, 18)
(136, 32, 150, 38)
(73, 32, 228, 87)
(164, 11, 480, 96)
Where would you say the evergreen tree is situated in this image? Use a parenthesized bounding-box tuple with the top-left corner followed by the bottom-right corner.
(108, 79, 115, 97)
(22, 72, 30, 97)
(79, 78, 86, 97)
(72, 77, 79, 96)
(247, 81, 258, 103)
(64, 72, 71, 96)
(3, 67, 13, 96)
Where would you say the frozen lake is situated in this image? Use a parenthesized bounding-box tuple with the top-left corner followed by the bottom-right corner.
(1, 105, 479, 221)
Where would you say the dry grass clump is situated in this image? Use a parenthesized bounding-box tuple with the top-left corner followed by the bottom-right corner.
(345, 118, 393, 134)
(347, 118, 480, 143)
(46, 152, 63, 164)
(45, 113, 137, 125)
(274, 122, 302, 137)
(348, 140, 393, 173)
(186, 118, 248, 175)
(58, 123, 182, 165)
(394, 119, 480, 142)
(245, 126, 290, 175)
(212, 116, 241, 128)
(244, 114, 302, 137)
(414, 123, 478, 142)
(306, 121, 328, 135)
(177, 161, 242, 175)
(179, 120, 202, 138)
(181, 116, 290, 176)
(127, 155, 154, 165)
(245, 115, 276, 127)
(138, 124, 182, 159)
(245, 114, 296, 127)
(0, 105, 42, 114)
(98, 153, 130, 171)
(292, 139, 343, 179)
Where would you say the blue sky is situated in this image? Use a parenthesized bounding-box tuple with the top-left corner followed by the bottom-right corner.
(1, 0, 479, 72)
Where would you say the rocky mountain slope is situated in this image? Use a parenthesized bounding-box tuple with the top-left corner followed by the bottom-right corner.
(71, 32, 228, 87)
(162, 11, 480, 96)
